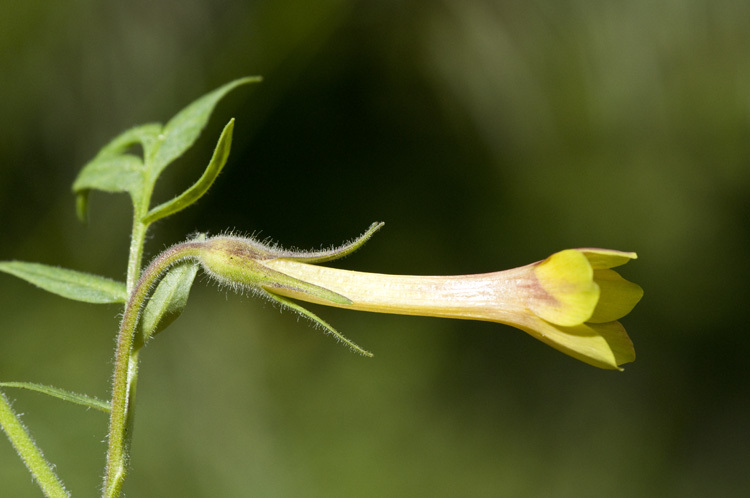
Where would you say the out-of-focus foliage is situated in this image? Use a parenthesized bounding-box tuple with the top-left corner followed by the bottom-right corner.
(1, 1, 749, 496)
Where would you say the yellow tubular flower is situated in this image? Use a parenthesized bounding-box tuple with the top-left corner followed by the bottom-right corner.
(198, 223, 643, 370)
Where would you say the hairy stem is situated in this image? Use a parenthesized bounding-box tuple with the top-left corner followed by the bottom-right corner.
(122, 217, 150, 452)
(126, 219, 148, 294)
(103, 241, 203, 497)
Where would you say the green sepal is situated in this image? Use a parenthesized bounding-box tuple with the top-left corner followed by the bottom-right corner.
(263, 289, 372, 357)
(143, 118, 235, 224)
(0, 261, 127, 304)
(260, 268, 354, 306)
(279, 222, 384, 263)
(135, 259, 201, 348)
(0, 382, 111, 413)
(198, 237, 354, 306)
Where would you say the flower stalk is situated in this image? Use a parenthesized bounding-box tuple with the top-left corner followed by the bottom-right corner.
(104, 240, 204, 497)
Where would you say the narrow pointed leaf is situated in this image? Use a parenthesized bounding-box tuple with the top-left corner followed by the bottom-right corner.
(0, 392, 70, 497)
(150, 76, 261, 177)
(0, 382, 110, 413)
(0, 261, 127, 304)
(143, 119, 235, 224)
(138, 260, 200, 344)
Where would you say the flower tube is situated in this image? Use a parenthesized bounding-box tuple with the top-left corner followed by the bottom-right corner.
(197, 223, 643, 370)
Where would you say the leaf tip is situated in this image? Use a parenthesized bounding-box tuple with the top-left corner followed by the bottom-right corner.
(75, 192, 89, 224)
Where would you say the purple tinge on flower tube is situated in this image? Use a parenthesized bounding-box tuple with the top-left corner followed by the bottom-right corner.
(257, 247, 643, 370)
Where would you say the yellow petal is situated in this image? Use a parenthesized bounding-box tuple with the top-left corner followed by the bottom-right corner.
(588, 269, 644, 323)
(530, 249, 599, 327)
(515, 316, 635, 370)
(579, 248, 638, 269)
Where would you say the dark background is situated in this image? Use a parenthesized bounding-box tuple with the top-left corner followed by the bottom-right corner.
(1, 1, 749, 496)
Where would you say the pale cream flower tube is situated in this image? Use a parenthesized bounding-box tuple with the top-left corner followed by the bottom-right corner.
(197, 223, 643, 370)
(262, 249, 642, 370)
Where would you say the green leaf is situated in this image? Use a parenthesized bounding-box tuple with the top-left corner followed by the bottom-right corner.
(143, 119, 235, 224)
(149, 76, 261, 178)
(0, 261, 127, 304)
(0, 392, 70, 497)
(72, 78, 258, 224)
(72, 123, 162, 222)
(99, 122, 164, 158)
(72, 153, 146, 223)
(73, 154, 146, 197)
(0, 382, 110, 413)
(137, 259, 200, 345)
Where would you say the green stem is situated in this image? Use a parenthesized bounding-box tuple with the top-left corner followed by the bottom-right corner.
(119, 217, 148, 472)
(126, 219, 148, 294)
(0, 391, 70, 497)
(103, 159, 163, 497)
(103, 241, 204, 498)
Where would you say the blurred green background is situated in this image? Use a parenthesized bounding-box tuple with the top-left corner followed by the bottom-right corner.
(1, 1, 749, 496)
